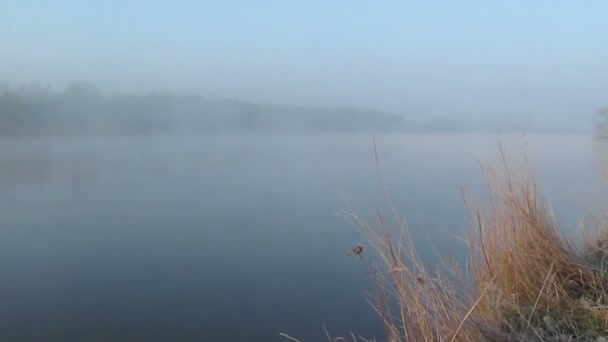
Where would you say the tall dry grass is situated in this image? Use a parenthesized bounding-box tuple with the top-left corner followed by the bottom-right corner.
(345, 141, 608, 341)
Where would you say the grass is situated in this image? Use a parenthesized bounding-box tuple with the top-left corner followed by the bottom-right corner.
(280, 139, 608, 341)
(344, 140, 608, 341)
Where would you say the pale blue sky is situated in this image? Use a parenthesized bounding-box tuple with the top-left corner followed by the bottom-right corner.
(1, 0, 607, 122)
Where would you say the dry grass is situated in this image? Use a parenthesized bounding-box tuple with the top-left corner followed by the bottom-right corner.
(344, 140, 608, 341)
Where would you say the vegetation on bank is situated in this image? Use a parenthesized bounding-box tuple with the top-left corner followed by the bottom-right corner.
(338, 141, 608, 342)
(0, 82, 586, 137)
(0, 82, 407, 136)
(279, 137, 608, 342)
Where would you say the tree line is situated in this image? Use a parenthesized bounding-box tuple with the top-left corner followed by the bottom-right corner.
(0, 82, 414, 136)
(0, 82, 589, 137)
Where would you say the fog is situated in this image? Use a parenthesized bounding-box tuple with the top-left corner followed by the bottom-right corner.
(3, 1, 608, 341)
(6, 81, 578, 136)
(2, 1, 608, 132)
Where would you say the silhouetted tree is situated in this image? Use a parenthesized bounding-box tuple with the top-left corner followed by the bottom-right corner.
(593, 108, 608, 140)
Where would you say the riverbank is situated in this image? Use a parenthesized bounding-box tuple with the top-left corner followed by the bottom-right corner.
(350, 143, 608, 341)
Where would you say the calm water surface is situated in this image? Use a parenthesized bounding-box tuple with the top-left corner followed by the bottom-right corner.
(0, 134, 604, 341)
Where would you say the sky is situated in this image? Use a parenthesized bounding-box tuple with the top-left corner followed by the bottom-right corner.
(1, 0, 608, 123)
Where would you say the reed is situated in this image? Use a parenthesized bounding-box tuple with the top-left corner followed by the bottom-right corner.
(281, 140, 608, 341)
(346, 141, 608, 341)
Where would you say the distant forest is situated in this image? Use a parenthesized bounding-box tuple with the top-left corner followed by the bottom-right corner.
(0, 82, 585, 137)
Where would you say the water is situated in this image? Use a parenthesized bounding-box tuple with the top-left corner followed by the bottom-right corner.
(0, 134, 604, 341)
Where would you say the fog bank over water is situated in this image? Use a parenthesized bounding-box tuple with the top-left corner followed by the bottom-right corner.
(0, 82, 594, 136)
(3, 2, 607, 134)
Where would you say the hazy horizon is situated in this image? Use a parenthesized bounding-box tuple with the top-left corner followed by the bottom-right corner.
(3, 1, 608, 127)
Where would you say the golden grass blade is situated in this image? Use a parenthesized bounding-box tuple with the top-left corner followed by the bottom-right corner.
(522, 261, 555, 339)
(279, 332, 303, 342)
(449, 271, 499, 342)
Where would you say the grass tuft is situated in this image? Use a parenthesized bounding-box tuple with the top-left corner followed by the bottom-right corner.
(346, 140, 608, 341)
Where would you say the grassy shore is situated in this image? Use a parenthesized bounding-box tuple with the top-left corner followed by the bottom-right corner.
(280, 140, 608, 342)
(339, 141, 608, 342)
(283, 143, 608, 342)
